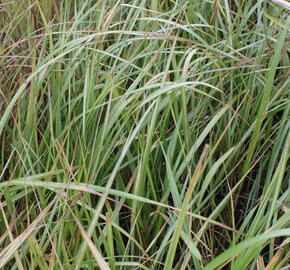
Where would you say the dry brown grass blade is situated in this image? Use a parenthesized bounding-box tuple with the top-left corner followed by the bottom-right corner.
(0, 208, 25, 245)
(0, 202, 24, 270)
(66, 202, 110, 270)
(214, 0, 218, 23)
(0, 196, 57, 268)
(276, 250, 290, 269)
(257, 255, 265, 270)
(265, 248, 283, 270)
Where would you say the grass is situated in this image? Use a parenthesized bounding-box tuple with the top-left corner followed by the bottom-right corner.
(0, 0, 289, 269)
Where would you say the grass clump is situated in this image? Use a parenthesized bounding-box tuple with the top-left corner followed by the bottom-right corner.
(0, 0, 289, 269)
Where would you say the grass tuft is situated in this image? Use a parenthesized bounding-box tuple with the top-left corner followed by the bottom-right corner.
(1, 1, 289, 269)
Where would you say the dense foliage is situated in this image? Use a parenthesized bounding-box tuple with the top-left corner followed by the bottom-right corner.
(0, 1, 289, 269)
